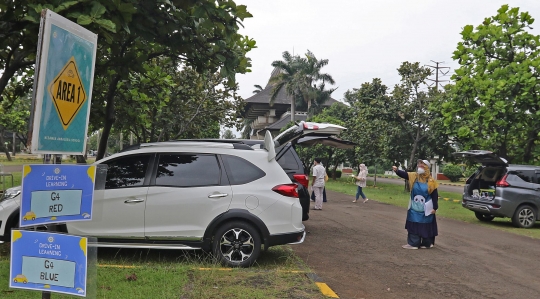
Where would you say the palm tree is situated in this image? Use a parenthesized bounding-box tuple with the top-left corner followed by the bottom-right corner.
(269, 50, 336, 121)
(269, 51, 304, 122)
(297, 50, 335, 112)
(252, 84, 264, 94)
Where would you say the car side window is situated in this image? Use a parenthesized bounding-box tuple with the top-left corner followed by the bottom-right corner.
(155, 154, 220, 187)
(221, 154, 266, 185)
(104, 154, 151, 189)
(276, 147, 299, 170)
(514, 170, 535, 183)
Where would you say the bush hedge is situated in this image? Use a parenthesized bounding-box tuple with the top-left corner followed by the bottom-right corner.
(442, 164, 463, 182)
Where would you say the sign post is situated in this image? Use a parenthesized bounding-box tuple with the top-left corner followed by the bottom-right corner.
(14, 8, 99, 298)
(28, 9, 97, 155)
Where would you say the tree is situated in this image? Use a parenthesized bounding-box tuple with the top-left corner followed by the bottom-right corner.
(221, 129, 236, 139)
(269, 51, 303, 122)
(269, 50, 335, 121)
(0, 79, 31, 160)
(112, 63, 243, 143)
(295, 50, 335, 113)
(391, 62, 443, 169)
(252, 84, 264, 94)
(1, 1, 255, 160)
(441, 5, 540, 164)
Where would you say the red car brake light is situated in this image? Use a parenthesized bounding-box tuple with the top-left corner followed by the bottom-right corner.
(303, 123, 319, 130)
(293, 174, 309, 189)
(272, 184, 299, 198)
(496, 174, 510, 187)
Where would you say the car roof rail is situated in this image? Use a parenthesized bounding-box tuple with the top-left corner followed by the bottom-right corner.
(137, 140, 254, 150)
(120, 144, 141, 152)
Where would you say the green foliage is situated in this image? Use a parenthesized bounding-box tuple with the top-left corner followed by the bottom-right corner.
(334, 170, 342, 178)
(221, 129, 236, 139)
(269, 50, 335, 117)
(367, 166, 386, 175)
(113, 63, 240, 142)
(1, 0, 255, 159)
(442, 164, 463, 182)
(442, 5, 540, 164)
(463, 166, 479, 179)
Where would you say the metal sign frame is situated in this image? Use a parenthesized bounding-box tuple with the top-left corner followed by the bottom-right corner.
(19, 165, 96, 228)
(29, 9, 98, 155)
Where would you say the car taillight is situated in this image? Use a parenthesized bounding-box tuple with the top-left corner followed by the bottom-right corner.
(272, 184, 299, 198)
(293, 174, 309, 188)
(496, 174, 510, 187)
(303, 123, 319, 130)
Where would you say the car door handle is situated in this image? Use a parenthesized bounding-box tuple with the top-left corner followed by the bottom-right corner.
(124, 198, 145, 203)
(208, 193, 228, 198)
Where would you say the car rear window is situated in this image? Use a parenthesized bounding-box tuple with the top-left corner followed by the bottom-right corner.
(276, 147, 299, 170)
(221, 154, 265, 185)
(155, 154, 221, 187)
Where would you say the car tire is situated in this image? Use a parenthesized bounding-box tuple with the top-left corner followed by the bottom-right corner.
(474, 212, 495, 222)
(213, 221, 261, 268)
(511, 205, 537, 228)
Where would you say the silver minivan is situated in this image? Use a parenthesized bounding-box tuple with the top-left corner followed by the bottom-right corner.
(454, 150, 540, 228)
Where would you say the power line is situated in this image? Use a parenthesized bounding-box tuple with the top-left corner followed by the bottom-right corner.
(425, 60, 450, 91)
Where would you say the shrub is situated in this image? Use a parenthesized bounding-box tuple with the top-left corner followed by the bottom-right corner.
(442, 164, 463, 182)
(463, 166, 479, 179)
(334, 170, 342, 178)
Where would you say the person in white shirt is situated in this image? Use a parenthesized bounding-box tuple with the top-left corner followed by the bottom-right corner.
(311, 158, 326, 210)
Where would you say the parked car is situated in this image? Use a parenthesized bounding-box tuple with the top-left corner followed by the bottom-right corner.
(219, 125, 355, 221)
(0, 121, 351, 267)
(453, 150, 540, 228)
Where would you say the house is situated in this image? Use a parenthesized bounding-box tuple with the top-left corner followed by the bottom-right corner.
(242, 67, 339, 139)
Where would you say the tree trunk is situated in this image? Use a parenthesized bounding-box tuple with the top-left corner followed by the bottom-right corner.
(96, 75, 121, 161)
(290, 95, 295, 123)
(523, 129, 537, 163)
(0, 128, 12, 161)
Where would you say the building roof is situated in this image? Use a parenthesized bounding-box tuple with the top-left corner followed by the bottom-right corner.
(242, 68, 339, 120)
(265, 113, 308, 130)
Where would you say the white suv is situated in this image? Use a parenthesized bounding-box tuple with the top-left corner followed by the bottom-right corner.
(0, 122, 348, 267)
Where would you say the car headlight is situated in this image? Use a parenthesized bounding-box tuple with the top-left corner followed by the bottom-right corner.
(1, 188, 21, 202)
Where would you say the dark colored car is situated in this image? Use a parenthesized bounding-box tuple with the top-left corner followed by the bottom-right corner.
(453, 150, 540, 228)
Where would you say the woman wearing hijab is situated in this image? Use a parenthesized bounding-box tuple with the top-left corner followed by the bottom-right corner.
(352, 163, 369, 203)
(392, 160, 439, 249)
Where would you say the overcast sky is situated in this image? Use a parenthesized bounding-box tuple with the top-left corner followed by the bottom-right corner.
(235, 0, 540, 101)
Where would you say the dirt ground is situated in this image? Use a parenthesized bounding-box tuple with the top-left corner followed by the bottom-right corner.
(291, 190, 540, 299)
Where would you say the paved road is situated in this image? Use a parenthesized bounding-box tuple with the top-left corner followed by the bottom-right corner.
(292, 189, 540, 299)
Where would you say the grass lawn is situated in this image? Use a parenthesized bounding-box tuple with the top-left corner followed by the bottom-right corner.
(0, 245, 325, 299)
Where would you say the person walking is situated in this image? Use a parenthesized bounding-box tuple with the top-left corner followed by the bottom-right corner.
(311, 158, 326, 210)
(392, 160, 439, 249)
(352, 163, 369, 203)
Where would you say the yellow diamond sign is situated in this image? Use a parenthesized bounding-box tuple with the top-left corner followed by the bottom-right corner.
(48, 56, 87, 130)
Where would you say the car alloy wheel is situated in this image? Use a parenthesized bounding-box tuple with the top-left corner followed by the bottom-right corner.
(213, 221, 261, 267)
(512, 205, 537, 228)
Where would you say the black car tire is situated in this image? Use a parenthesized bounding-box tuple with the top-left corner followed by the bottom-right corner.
(511, 205, 537, 228)
(474, 212, 495, 222)
(213, 221, 261, 268)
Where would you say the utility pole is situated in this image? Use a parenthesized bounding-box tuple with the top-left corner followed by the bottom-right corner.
(426, 60, 450, 91)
